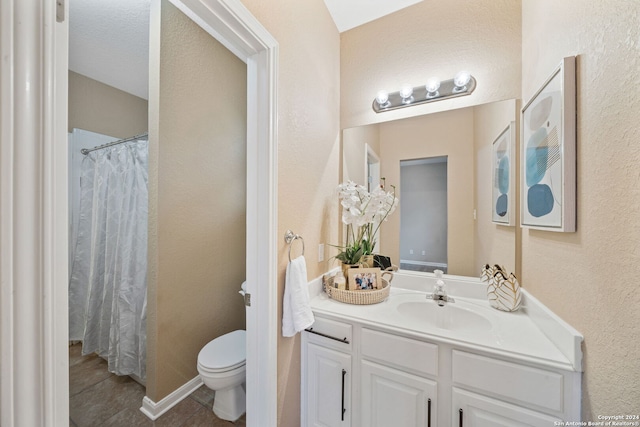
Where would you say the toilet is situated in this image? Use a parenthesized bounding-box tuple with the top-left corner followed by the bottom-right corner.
(197, 283, 247, 421)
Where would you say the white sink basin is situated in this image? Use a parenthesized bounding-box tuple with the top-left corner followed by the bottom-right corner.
(396, 300, 492, 332)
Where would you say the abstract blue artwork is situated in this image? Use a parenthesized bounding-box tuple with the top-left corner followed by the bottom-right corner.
(492, 123, 515, 225)
(521, 56, 576, 232)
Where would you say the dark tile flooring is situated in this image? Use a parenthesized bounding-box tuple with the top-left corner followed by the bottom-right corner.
(69, 344, 246, 426)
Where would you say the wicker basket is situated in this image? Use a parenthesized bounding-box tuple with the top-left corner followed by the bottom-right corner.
(323, 275, 390, 305)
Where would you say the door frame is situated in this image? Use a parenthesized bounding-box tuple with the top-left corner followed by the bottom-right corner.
(166, 1, 279, 424)
(0, 0, 278, 425)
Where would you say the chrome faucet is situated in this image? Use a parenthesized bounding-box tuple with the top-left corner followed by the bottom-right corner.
(426, 270, 455, 307)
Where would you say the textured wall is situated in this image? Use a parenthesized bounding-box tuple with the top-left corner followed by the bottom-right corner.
(473, 99, 519, 276)
(342, 125, 380, 186)
(340, 0, 521, 129)
(68, 71, 148, 138)
(233, 0, 341, 425)
(522, 0, 640, 418)
(379, 108, 476, 277)
(146, 0, 247, 401)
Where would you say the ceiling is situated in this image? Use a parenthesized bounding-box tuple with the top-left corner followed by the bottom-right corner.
(322, 0, 423, 32)
(69, 0, 151, 99)
(69, 0, 422, 100)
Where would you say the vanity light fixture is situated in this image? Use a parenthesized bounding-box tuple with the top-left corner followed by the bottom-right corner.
(373, 71, 476, 113)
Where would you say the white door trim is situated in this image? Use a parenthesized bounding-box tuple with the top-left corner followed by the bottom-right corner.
(166, 1, 279, 424)
(0, 0, 278, 425)
(1, 1, 69, 426)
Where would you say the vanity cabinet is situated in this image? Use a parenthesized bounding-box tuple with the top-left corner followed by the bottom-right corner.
(303, 317, 353, 427)
(360, 328, 438, 427)
(360, 361, 436, 427)
(452, 388, 560, 427)
(302, 314, 579, 427)
(451, 350, 566, 426)
(306, 343, 351, 427)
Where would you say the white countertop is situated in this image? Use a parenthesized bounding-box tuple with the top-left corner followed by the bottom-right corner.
(310, 273, 583, 372)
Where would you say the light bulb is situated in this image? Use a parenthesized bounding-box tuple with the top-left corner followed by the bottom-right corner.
(425, 78, 440, 98)
(376, 90, 389, 106)
(454, 71, 471, 90)
(400, 85, 413, 99)
(400, 85, 414, 104)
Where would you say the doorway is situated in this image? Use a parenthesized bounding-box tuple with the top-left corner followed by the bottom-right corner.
(0, 0, 278, 425)
(399, 157, 448, 273)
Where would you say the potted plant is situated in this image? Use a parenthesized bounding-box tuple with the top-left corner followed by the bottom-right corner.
(334, 180, 398, 279)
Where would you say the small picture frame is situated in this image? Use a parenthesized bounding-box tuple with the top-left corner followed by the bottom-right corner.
(347, 268, 382, 291)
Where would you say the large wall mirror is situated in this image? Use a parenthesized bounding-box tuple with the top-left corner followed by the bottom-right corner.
(342, 99, 519, 278)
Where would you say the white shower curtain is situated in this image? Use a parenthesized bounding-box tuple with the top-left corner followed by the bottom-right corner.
(69, 139, 148, 379)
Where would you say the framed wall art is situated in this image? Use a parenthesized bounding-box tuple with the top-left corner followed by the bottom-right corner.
(521, 56, 576, 232)
(492, 122, 516, 226)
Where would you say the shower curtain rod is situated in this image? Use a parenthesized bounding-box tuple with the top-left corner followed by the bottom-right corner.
(81, 132, 149, 155)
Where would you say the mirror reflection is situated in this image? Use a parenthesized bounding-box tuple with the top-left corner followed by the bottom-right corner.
(342, 99, 519, 278)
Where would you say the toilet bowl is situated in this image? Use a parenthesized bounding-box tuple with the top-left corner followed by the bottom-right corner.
(197, 329, 246, 421)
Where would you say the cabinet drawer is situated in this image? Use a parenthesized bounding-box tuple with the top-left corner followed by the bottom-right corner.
(305, 316, 352, 351)
(452, 350, 564, 413)
(362, 328, 438, 377)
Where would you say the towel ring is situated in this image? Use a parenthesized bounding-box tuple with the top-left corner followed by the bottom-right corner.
(285, 230, 305, 262)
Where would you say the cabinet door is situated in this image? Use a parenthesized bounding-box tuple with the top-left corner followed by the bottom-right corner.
(452, 388, 561, 427)
(306, 343, 351, 427)
(361, 360, 437, 427)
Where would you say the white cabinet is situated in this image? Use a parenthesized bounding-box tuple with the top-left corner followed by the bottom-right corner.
(452, 388, 560, 427)
(361, 361, 437, 427)
(302, 315, 578, 427)
(306, 343, 351, 427)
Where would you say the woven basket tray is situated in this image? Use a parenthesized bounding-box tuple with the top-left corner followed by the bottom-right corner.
(323, 275, 390, 305)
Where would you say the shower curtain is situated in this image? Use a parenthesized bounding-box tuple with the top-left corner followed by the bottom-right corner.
(69, 139, 148, 379)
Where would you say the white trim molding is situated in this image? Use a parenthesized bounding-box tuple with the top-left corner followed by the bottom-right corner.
(1, 0, 69, 426)
(140, 377, 204, 420)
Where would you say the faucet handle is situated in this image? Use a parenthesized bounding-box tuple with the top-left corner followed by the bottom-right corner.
(434, 269, 444, 279)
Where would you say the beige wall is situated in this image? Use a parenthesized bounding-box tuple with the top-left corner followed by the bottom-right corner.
(340, 0, 521, 129)
(227, 1, 341, 425)
(68, 70, 148, 138)
(521, 0, 640, 418)
(473, 99, 519, 276)
(379, 108, 476, 276)
(146, 0, 247, 401)
(342, 125, 380, 186)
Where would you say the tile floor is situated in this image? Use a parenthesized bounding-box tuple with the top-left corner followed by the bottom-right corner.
(70, 344, 246, 426)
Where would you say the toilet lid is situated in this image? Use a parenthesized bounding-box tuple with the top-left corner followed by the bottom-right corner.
(198, 330, 246, 370)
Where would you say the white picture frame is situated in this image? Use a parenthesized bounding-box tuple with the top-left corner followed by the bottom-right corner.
(521, 56, 576, 232)
(491, 122, 516, 226)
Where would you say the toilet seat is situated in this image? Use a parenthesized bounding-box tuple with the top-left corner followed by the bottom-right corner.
(198, 330, 246, 372)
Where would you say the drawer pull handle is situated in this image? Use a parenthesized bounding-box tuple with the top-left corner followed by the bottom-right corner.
(459, 408, 463, 427)
(341, 369, 347, 421)
(427, 398, 431, 427)
(305, 327, 349, 344)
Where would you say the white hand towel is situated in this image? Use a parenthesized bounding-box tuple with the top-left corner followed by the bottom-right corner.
(282, 255, 315, 337)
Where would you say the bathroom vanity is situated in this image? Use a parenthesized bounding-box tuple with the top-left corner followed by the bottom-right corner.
(301, 271, 583, 427)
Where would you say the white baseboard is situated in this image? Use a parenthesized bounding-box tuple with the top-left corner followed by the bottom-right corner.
(139, 376, 203, 420)
(400, 259, 448, 268)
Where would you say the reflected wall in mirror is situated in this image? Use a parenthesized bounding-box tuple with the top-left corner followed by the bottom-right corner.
(342, 99, 519, 278)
